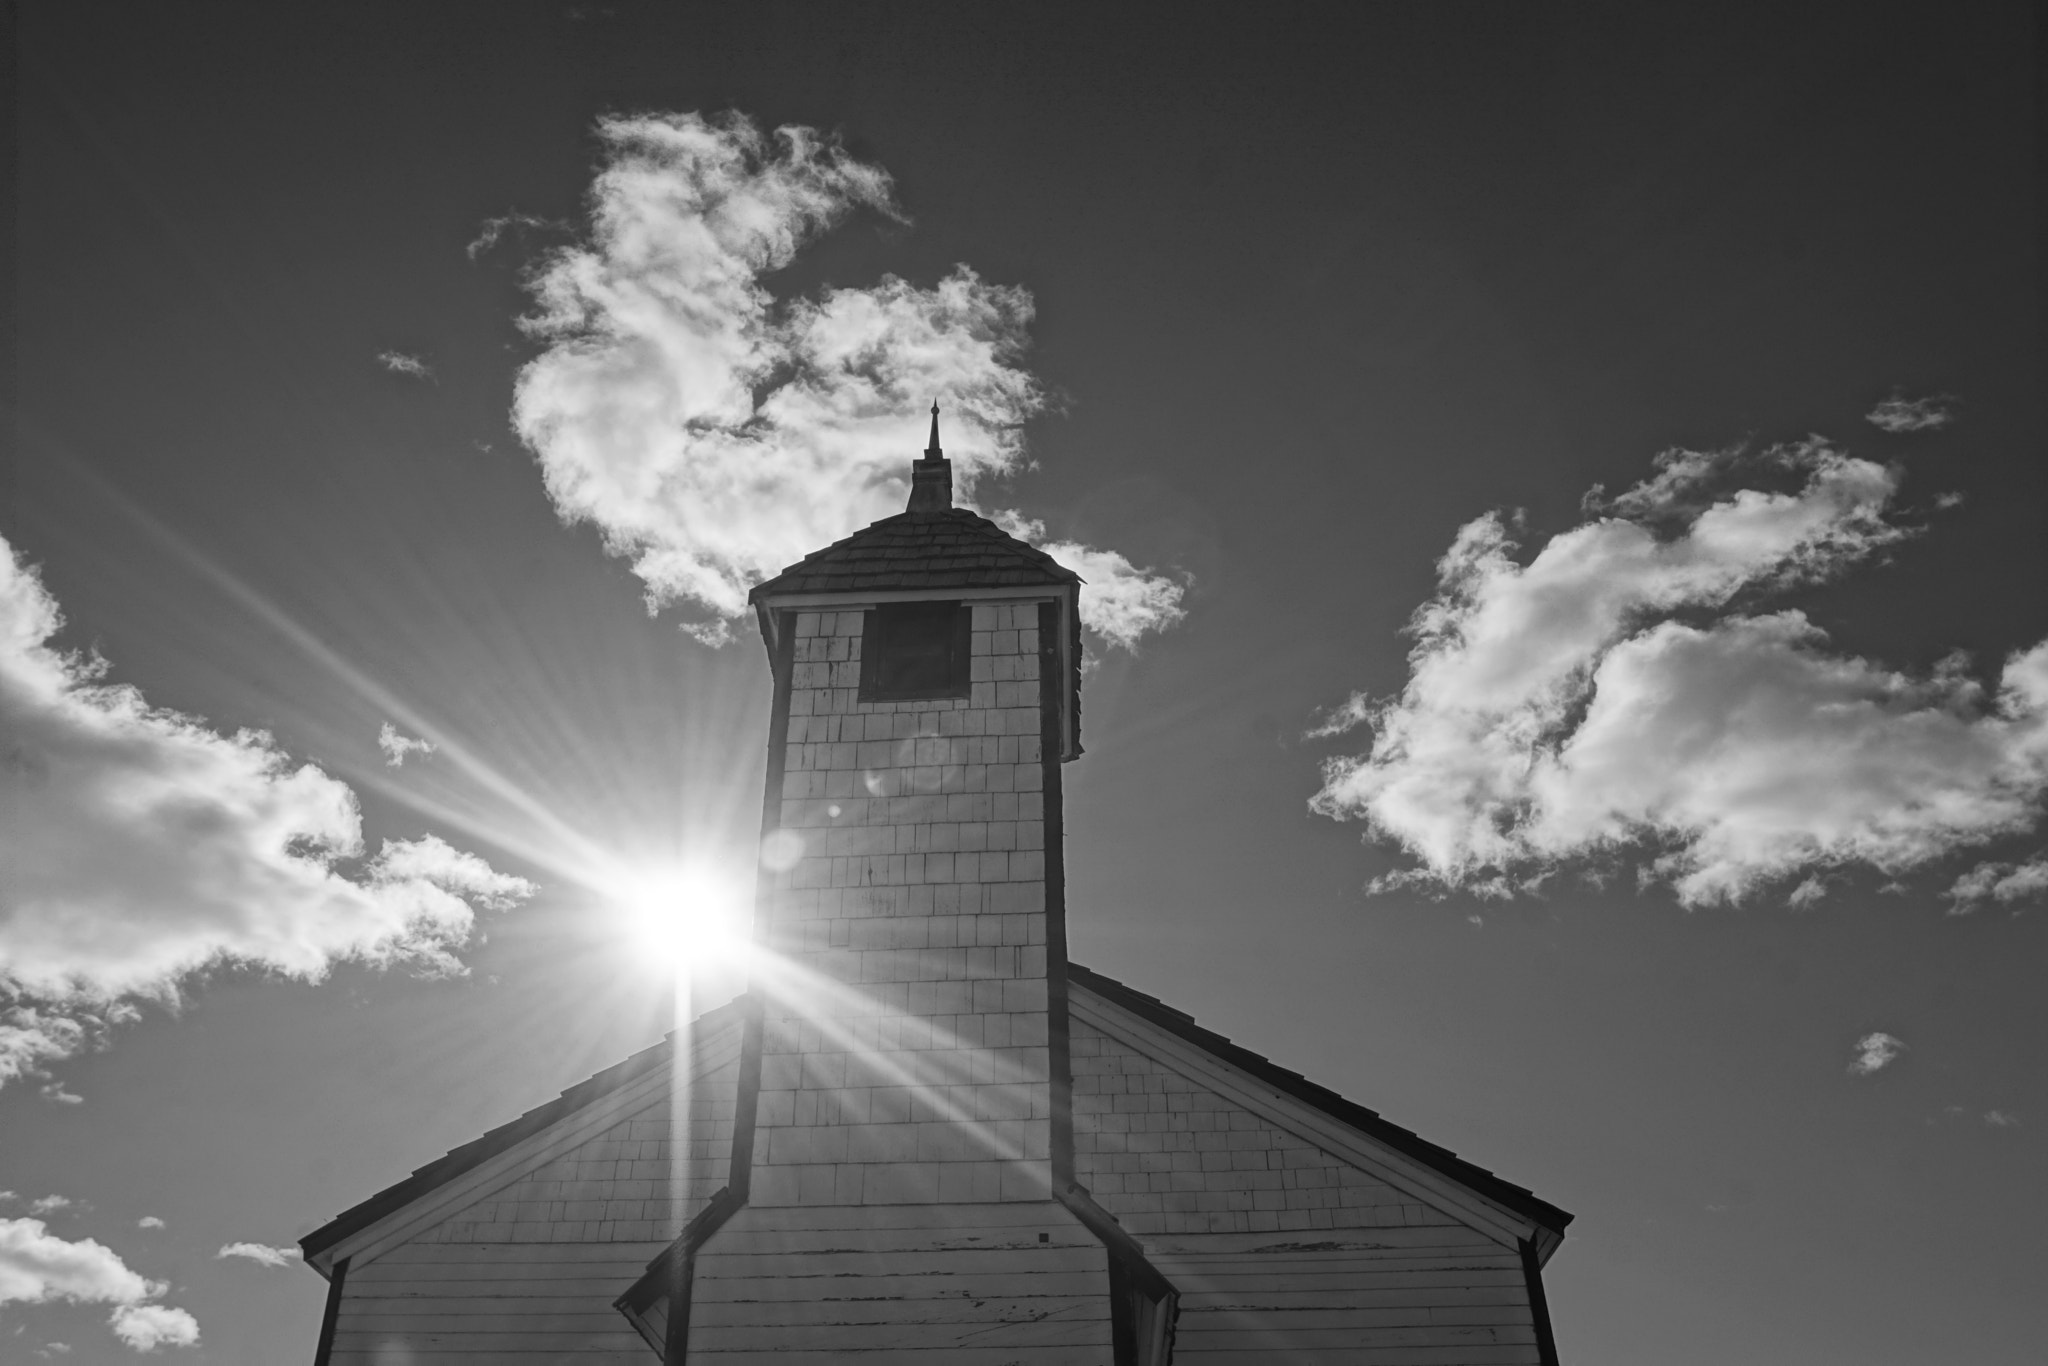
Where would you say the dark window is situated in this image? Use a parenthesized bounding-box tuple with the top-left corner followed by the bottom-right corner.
(860, 601, 971, 701)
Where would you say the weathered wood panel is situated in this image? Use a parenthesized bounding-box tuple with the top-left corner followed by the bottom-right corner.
(686, 1199, 1113, 1362)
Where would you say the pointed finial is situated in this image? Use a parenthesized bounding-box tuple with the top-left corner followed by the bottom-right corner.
(907, 400, 953, 513)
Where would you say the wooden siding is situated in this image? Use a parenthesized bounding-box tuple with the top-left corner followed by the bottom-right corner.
(685, 1200, 1115, 1362)
(326, 1052, 739, 1361)
(1070, 1011, 1544, 1363)
(328, 1241, 671, 1362)
(408, 1055, 739, 1246)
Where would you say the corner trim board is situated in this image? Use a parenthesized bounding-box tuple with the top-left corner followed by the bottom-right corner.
(312, 1255, 347, 1366)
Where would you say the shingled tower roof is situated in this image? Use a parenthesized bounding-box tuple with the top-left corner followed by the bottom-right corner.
(747, 404, 1080, 601)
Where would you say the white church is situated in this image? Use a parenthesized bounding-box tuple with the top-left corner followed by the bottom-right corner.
(299, 412, 1571, 1363)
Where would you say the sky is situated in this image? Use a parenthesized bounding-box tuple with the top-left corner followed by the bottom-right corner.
(3, 2, 2042, 1362)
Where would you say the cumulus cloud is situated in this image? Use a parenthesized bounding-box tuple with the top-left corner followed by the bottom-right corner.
(512, 110, 1183, 648)
(135, 1218, 163, 1231)
(377, 721, 437, 768)
(1945, 855, 2048, 911)
(0, 1218, 196, 1352)
(1865, 393, 1955, 433)
(214, 1242, 296, 1268)
(109, 1304, 199, 1351)
(1311, 440, 2048, 904)
(1849, 1031, 1906, 1076)
(375, 350, 433, 381)
(27, 1197, 70, 1217)
(0, 538, 535, 1089)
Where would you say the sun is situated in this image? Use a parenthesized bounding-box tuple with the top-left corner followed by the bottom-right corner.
(609, 864, 751, 973)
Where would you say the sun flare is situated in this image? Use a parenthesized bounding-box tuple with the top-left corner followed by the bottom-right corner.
(609, 864, 751, 973)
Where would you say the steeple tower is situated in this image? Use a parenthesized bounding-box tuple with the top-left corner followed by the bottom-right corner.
(619, 415, 1165, 1360)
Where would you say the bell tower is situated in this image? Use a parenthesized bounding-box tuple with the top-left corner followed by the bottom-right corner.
(621, 409, 1171, 1361)
(742, 403, 1081, 1215)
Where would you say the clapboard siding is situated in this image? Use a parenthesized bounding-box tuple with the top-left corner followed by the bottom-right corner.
(686, 1199, 1114, 1361)
(325, 1041, 740, 1364)
(330, 1243, 670, 1362)
(1156, 1243, 1536, 1361)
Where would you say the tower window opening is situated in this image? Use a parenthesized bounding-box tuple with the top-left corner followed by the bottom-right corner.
(861, 601, 971, 700)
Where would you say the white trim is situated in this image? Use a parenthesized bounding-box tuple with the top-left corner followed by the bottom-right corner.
(1068, 989, 1540, 1252)
(307, 1024, 743, 1275)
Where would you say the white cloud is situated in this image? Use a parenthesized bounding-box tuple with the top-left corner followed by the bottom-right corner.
(109, 1304, 198, 1352)
(1984, 1109, 2019, 1127)
(512, 110, 1182, 648)
(1311, 440, 2048, 904)
(375, 350, 433, 381)
(0, 1217, 196, 1351)
(27, 1198, 70, 1217)
(214, 1242, 296, 1268)
(1865, 393, 1955, 433)
(1946, 855, 2048, 911)
(1849, 1031, 1906, 1076)
(135, 1219, 163, 1231)
(991, 514, 1186, 649)
(0, 538, 535, 1090)
(1785, 876, 1828, 909)
(376, 721, 437, 768)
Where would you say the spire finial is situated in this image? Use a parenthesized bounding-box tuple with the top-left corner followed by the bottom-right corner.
(907, 400, 953, 513)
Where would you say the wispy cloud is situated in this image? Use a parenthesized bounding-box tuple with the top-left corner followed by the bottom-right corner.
(1848, 1031, 1906, 1076)
(465, 210, 566, 261)
(374, 350, 433, 381)
(1945, 855, 2048, 911)
(511, 110, 1183, 648)
(135, 1218, 163, 1231)
(1311, 440, 2048, 905)
(27, 1197, 71, 1217)
(376, 721, 437, 768)
(1983, 1109, 2019, 1127)
(0, 1217, 197, 1352)
(0, 538, 535, 1091)
(1865, 392, 1956, 433)
(214, 1242, 296, 1268)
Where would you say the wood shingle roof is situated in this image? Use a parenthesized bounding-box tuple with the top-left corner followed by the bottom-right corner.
(748, 507, 1080, 601)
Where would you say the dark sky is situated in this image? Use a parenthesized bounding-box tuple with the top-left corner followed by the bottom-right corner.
(5, 3, 2043, 1362)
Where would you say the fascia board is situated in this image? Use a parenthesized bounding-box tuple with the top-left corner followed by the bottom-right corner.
(306, 1027, 742, 1276)
(755, 585, 1063, 610)
(1068, 991, 1538, 1252)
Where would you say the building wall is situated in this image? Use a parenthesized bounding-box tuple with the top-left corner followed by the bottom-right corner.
(321, 1050, 738, 1365)
(749, 602, 1057, 1208)
(1070, 1010, 1542, 1365)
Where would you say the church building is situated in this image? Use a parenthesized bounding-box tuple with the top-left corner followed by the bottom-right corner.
(300, 411, 1571, 1363)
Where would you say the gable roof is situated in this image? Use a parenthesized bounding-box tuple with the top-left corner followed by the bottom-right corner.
(297, 997, 745, 1269)
(748, 508, 1080, 600)
(1067, 964, 1573, 1239)
(299, 967, 1568, 1276)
